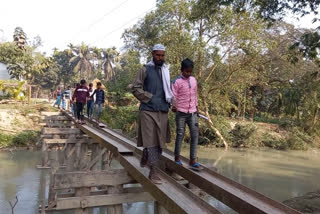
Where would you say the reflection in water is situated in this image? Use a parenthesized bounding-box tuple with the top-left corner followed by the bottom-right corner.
(191, 148, 320, 201)
(0, 148, 320, 213)
(0, 151, 43, 214)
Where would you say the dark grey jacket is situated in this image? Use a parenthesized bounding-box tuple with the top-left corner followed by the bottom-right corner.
(130, 64, 170, 112)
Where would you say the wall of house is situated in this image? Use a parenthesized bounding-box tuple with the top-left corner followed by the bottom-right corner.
(0, 63, 10, 80)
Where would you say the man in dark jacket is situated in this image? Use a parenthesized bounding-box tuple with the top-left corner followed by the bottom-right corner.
(72, 79, 89, 124)
(130, 44, 173, 184)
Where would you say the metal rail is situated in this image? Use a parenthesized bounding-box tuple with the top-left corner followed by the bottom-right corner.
(64, 111, 301, 214)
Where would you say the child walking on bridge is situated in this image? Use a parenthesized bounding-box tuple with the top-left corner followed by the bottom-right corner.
(90, 82, 105, 123)
(87, 83, 94, 119)
(72, 80, 89, 124)
(172, 59, 200, 169)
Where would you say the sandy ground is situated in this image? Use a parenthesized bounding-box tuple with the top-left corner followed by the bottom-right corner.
(0, 107, 41, 133)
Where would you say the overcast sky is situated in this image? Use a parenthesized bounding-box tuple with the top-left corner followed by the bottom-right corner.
(0, 0, 156, 54)
(0, 0, 318, 55)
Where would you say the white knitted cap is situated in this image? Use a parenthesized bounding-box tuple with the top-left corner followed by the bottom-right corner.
(152, 44, 166, 51)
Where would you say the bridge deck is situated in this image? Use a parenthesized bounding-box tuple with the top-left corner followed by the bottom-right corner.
(63, 111, 300, 214)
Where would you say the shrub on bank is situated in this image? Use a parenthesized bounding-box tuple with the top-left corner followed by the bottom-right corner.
(0, 132, 14, 147)
(229, 123, 257, 148)
(100, 105, 139, 138)
(261, 133, 288, 150)
(12, 131, 39, 146)
(99, 104, 315, 151)
(0, 131, 39, 148)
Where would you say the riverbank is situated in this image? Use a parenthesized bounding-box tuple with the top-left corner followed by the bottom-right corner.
(100, 105, 320, 151)
(0, 102, 57, 150)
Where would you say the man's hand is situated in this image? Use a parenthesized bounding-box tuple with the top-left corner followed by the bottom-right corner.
(172, 106, 177, 112)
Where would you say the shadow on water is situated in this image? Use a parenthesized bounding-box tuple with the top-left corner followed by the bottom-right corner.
(1, 148, 320, 213)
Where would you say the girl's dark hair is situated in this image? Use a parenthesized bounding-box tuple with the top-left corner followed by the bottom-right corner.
(97, 82, 102, 86)
(181, 58, 194, 71)
(89, 83, 93, 87)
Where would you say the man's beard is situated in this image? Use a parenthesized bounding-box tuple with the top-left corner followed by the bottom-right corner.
(153, 58, 164, 66)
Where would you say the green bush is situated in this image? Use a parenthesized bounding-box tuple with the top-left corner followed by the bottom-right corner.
(261, 133, 288, 150)
(254, 114, 296, 130)
(0, 131, 39, 147)
(181, 115, 232, 147)
(229, 123, 257, 147)
(0, 132, 14, 147)
(262, 127, 312, 150)
(12, 131, 39, 146)
(101, 106, 139, 137)
(286, 127, 312, 150)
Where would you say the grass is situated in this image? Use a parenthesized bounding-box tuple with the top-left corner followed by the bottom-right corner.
(0, 130, 40, 148)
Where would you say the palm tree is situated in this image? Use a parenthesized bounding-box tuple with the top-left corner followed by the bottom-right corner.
(102, 47, 121, 81)
(13, 27, 26, 50)
(69, 42, 93, 80)
(102, 51, 114, 81)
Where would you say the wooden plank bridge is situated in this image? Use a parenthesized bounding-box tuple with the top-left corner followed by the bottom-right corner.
(38, 111, 301, 214)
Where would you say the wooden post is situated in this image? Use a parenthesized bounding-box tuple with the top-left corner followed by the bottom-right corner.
(28, 85, 31, 105)
(90, 143, 100, 171)
(48, 149, 59, 208)
(65, 135, 76, 171)
(40, 169, 46, 214)
(101, 150, 123, 214)
(74, 143, 90, 214)
(41, 139, 48, 167)
(154, 201, 169, 214)
(107, 186, 123, 214)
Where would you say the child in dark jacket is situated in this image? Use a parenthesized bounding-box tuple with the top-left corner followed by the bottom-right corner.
(72, 79, 89, 124)
(91, 82, 105, 123)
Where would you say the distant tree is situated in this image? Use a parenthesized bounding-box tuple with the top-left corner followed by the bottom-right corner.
(52, 49, 75, 86)
(30, 35, 42, 49)
(194, 0, 320, 64)
(69, 42, 94, 80)
(33, 60, 59, 90)
(13, 27, 27, 50)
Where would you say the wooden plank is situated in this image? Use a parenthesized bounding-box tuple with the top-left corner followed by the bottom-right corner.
(43, 128, 81, 135)
(41, 112, 61, 116)
(57, 187, 151, 198)
(43, 138, 88, 144)
(119, 155, 222, 214)
(46, 122, 73, 128)
(55, 192, 153, 210)
(53, 170, 135, 189)
(78, 125, 132, 154)
(45, 116, 72, 121)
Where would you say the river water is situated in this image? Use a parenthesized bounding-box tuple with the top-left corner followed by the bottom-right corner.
(0, 148, 319, 213)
